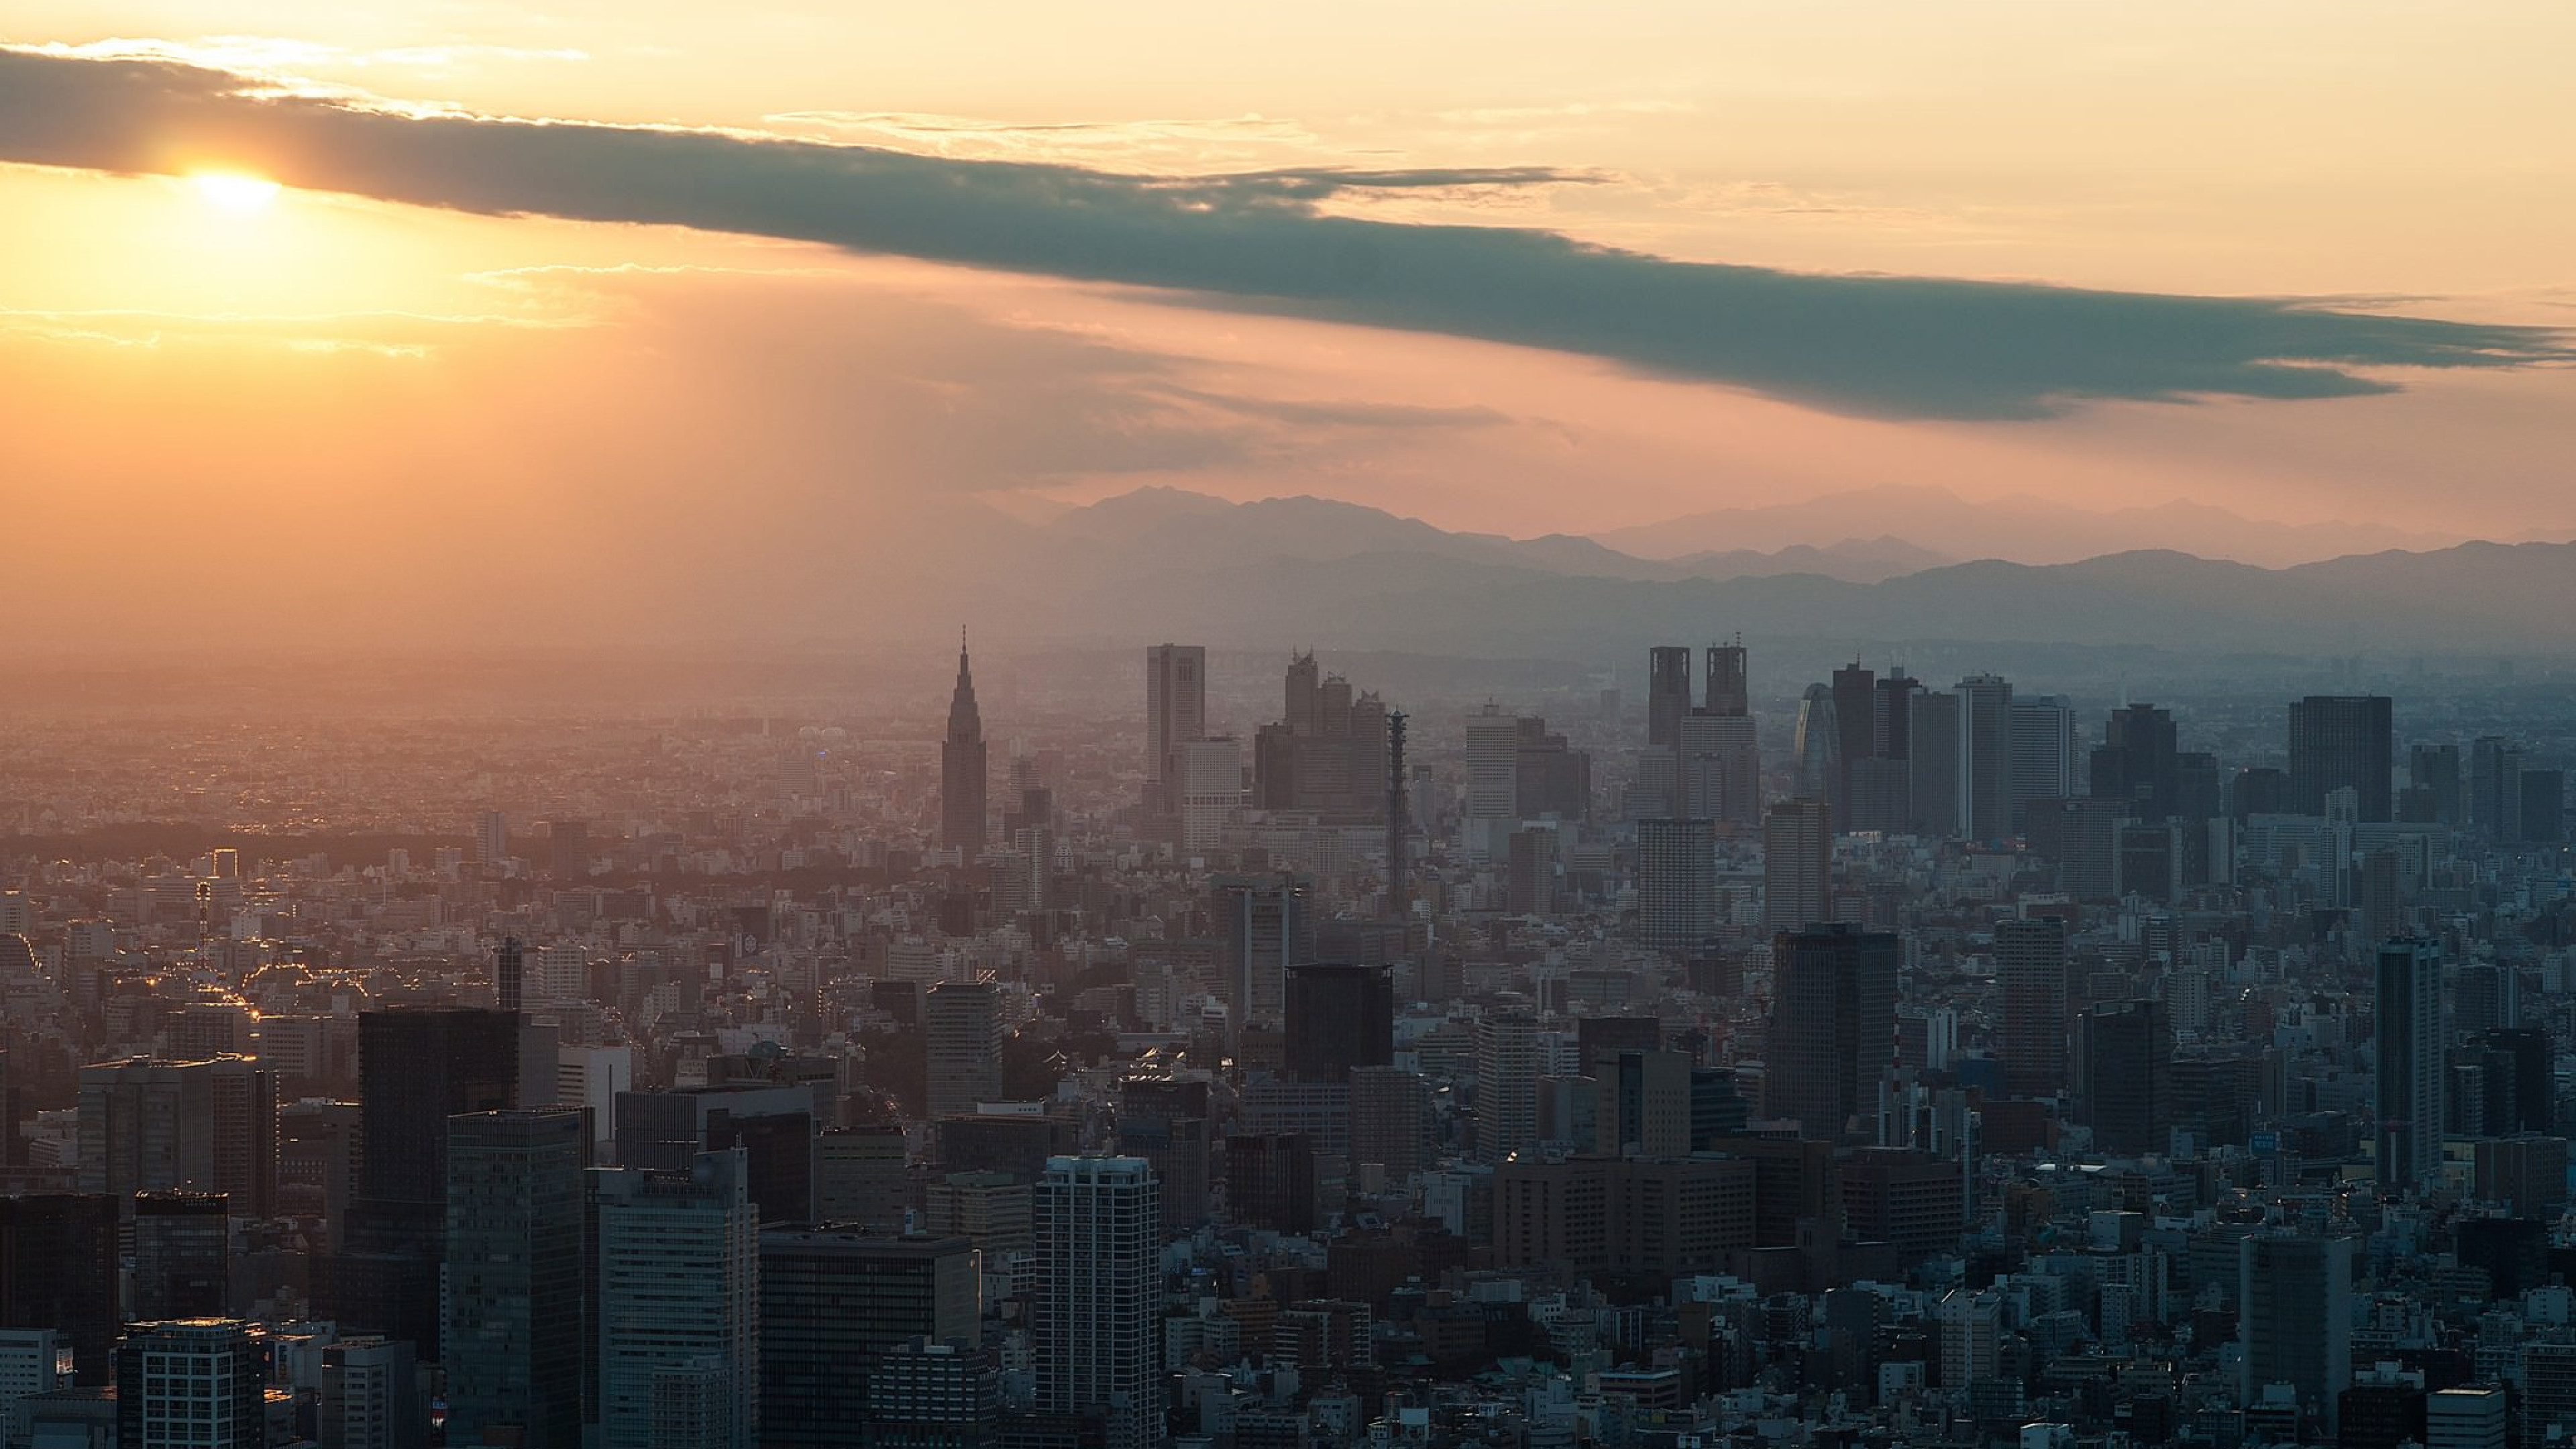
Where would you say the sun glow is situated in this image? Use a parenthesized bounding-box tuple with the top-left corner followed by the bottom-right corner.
(190, 171, 281, 215)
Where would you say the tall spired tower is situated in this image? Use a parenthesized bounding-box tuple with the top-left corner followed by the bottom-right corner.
(942, 635, 989, 856)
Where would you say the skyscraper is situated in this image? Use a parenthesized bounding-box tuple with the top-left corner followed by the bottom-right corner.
(1762, 798, 1832, 934)
(1768, 924, 1898, 1144)
(2375, 937, 2444, 1189)
(319, 1337, 427, 1449)
(1674, 712, 1760, 825)
(596, 1148, 761, 1449)
(1143, 643, 1207, 820)
(2288, 695, 2395, 821)
(1284, 964, 1393, 1083)
(1635, 818, 1719, 952)
(76, 1055, 275, 1217)
(115, 1320, 266, 1449)
(1704, 639, 1749, 717)
(1955, 674, 2014, 842)
(1215, 874, 1313, 1031)
(443, 1110, 587, 1449)
(1831, 661, 1878, 814)
(926, 981, 1006, 1120)
(941, 639, 989, 857)
(2471, 735, 2522, 840)
(2239, 1234, 2355, 1436)
(1907, 689, 1962, 837)
(0, 1195, 118, 1382)
(1646, 647, 1691, 749)
(1173, 737, 1243, 853)
(1474, 1012, 1541, 1163)
(1034, 1157, 1163, 1449)
(2007, 695, 2076, 835)
(759, 1228, 981, 1449)
(2079, 1000, 2171, 1158)
(2092, 704, 2180, 819)
(1462, 704, 1523, 860)
(131, 1191, 228, 1322)
(1791, 684, 1841, 809)
(1994, 918, 2070, 1099)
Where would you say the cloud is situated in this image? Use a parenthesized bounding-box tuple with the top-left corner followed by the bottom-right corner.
(0, 46, 2565, 419)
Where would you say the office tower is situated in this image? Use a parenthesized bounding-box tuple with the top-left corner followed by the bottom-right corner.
(76, 1055, 276, 1218)
(1116, 1077, 1211, 1228)
(1462, 704, 1522, 860)
(473, 809, 508, 869)
(1385, 710, 1411, 920)
(1143, 643, 1207, 819)
(1284, 965, 1393, 1083)
(1768, 924, 1899, 1144)
(543, 818, 588, 880)
(319, 1337, 426, 1449)
(1173, 737, 1243, 853)
(1762, 798, 1832, 934)
(494, 935, 525, 1013)
(1830, 661, 1877, 802)
(1704, 639, 1749, 717)
(1251, 653, 1390, 817)
(1215, 874, 1313, 1030)
(1514, 720, 1591, 822)
(2007, 695, 2076, 834)
(1646, 647, 1692, 749)
(759, 1228, 980, 1449)
(1506, 825, 1557, 916)
(2239, 1235, 2355, 1436)
(926, 981, 1006, 1120)
(1347, 1065, 1434, 1181)
(2092, 704, 2180, 818)
(867, 1338, 1001, 1449)
(2375, 938, 2444, 1190)
(1224, 1132, 1316, 1233)
(816, 1126, 911, 1230)
(616, 1085, 815, 1225)
(2426, 1385, 2508, 1449)
(596, 1148, 761, 1449)
(2288, 695, 2395, 821)
(1474, 1012, 1541, 1163)
(443, 1111, 586, 1449)
(1908, 691, 1962, 837)
(1591, 1049, 1693, 1157)
(278, 1099, 362, 1250)
(115, 1320, 265, 1449)
(2466, 1026, 2553, 1135)
(2523, 769, 2566, 843)
(0, 1195, 117, 1381)
(131, 1191, 228, 1321)
(2406, 743, 2463, 825)
(941, 639, 989, 857)
(1675, 711, 1760, 825)
(329, 1008, 521, 1356)
(1955, 674, 2014, 841)
(2079, 1000, 2170, 1157)
(1791, 684, 1841, 808)
(1995, 918, 2069, 1099)
(0, 1329, 62, 1440)
(1034, 1157, 1163, 1449)
(1635, 818, 1719, 951)
(2470, 736, 2521, 840)
(2025, 796, 2124, 902)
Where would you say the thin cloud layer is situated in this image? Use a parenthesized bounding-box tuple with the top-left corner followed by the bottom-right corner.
(1, 46, 2564, 420)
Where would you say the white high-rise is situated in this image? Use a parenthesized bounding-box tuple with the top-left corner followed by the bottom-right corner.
(1463, 705, 1523, 861)
(1175, 737, 1243, 853)
(1036, 1156, 1164, 1449)
(596, 1148, 761, 1449)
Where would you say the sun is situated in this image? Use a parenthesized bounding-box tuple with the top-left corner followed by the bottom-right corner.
(190, 171, 282, 215)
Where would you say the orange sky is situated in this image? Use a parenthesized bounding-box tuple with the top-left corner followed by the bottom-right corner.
(3, 3, 2572, 651)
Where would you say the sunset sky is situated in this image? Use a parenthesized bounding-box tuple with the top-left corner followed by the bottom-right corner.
(4, 3, 2572, 646)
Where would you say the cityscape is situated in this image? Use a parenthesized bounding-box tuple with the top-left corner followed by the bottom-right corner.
(5, 5, 2576, 1449)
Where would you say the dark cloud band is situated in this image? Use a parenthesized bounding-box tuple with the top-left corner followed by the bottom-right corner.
(1, 47, 2563, 419)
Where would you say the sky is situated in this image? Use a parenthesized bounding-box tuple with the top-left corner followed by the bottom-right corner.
(3, 2, 2573, 648)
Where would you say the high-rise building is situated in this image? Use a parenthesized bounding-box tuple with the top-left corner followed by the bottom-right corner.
(1768, 925, 1898, 1144)
(926, 981, 1006, 1120)
(0, 1195, 117, 1382)
(76, 1055, 276, 1218)
(1791, 685, 1841, 810)
(1646, 647, 1692, 750)
(1506, 825, 1557, 916)
(472, 809, 508, 869)
(1704, 639, 1749, 718)
(2239, 1234, 2355, 1436)
(317, 1336, 426, 1449)
(1143, 644, 1208, 820)
(443, 1110, 587, 1449)
(2523, 769, 2566, 844)
(2426, 1385, 2508, 1449)
(2092, 704, 2180, 820)
(545, 818, 589, 880)
(2375, 938, 2444, 1189)
(1034, 1157, 1163, 1449)
(1674, 712, 1760, 826)
(2288, 695, 2394, 822)
(1173, 737, 1243, 853)
(941, 640, 989, 857)
(131, 1191, 229, 1321)
(1223, 1132, 1316, 1234)
(1762, 798, 1832, 934)
(1474, 1013, 1541, 1163)
(2007, 696, 2077, 835)
(1955, 674, 2014, 842)
(1592, 1049, 1693, 1157)
(1214, 874, 1313, 1031)
(1635, 818, 1719, 952)
(759, 1228, 980, 1449)
(1994, 918, 2070, 1099)
(1908, 691, 1963, 838)
(1462, 705, 1523, 860)
(2079, 1000, 2171, 1158)
(2406, 743, 2463, 826)
(1250, 653, 1390, 818)
(815, 1126, 911, 1231)
(1831, 662, 1878, 812)
(2471, 736, 2522, 841)
(1347, 1066, 1434, 1182)
(115, 1320, 266, 1449)
(1284, 965, 1393, 1083)
(595, 1148, 761, 1449)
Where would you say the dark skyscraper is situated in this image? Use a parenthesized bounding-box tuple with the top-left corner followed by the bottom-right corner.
(941, 638, 989, 856)
(1143, 643, 1207, 821)
(1284, 964, 1394, 1083)
(1647, 646, 1691, 749)
(1704, 638, 1750, 717)
(2377, 938, 2443, 1189)
(131, 1191, 229, 1322)
(1831, 661, 1876, 812)
(444, 1110, 587, 1449)
(1995, 918, 2070, 1099)
(759, 1229, 981, 1449)
(1768, 924, 1898, 1144)
(2080, 1000, 2170, 1157)
(2288, 694, 2394, 820)
(1956, 674, 2014, 842)
(495, 935, 525, 1014)
(0, 1194, 119, 1381)
(2407, 742, 2463, 825)
(2092, 703, 2180, 819)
